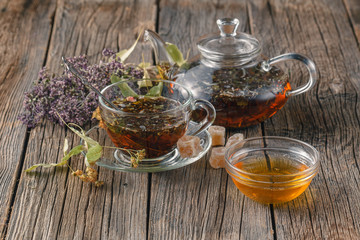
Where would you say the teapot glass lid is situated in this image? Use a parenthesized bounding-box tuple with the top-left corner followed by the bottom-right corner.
(197, 18, 261, 64)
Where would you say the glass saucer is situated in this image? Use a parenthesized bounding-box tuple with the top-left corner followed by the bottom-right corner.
(80, 122, 211, 173)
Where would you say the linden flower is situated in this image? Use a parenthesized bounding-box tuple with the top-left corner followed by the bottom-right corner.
(95, 181, 104, 187)
(130, 149, 146, 168)
(72, 167, 103, 186)
(86, 167, 98, 182)
(72, 170, 83, 176)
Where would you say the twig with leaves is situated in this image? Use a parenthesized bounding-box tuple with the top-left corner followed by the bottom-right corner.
(25, 114, 145, 186)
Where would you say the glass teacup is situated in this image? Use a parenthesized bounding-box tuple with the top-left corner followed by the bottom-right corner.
(99, 79, 216, 162)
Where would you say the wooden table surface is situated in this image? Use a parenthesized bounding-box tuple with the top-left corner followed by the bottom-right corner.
(1, 0, 360, 239)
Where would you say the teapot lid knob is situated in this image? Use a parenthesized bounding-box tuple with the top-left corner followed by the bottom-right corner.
(217, 18, 239, 37)
(197, 17, 261, 66)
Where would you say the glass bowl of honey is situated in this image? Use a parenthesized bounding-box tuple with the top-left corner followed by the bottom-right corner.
(225, 136, 320, 204)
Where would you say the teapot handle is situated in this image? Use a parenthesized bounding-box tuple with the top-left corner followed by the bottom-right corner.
(261, 53, 317, 97)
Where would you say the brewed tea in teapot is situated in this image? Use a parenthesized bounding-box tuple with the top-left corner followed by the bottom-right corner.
(145, 18, 316, 128)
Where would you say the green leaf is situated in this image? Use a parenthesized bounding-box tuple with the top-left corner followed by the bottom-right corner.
(138, 62, 151, 69)
(116, 49, 127, 61)
(180, 62, 191, 70)
(165, 43, 186, 67)
(116, 33, 142, 62)
(27, 114, 105, 171)
(66, 125, 103, 166)
(67, 124, 103, 166)
(110, 74, 122, 84)
(118, 82, 139, 97)
(110, 74, 139, 97)
(62, 145, 85, 162)
(138, 79, 153, 88)
(86, 143, 103, 165)
(25, 145, 84, 172)
(138, 54, 152, 81)
(25, 163, 57, 172)
(68, 125, 98, 147)
(146, 82, 163, 97)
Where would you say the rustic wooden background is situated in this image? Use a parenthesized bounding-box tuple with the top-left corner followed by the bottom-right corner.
(1, 0, 360, 239)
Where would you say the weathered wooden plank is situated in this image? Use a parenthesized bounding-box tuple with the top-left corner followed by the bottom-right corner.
(221, 126, 274, 240)
(6, 0, 156, 239)
(343, 0, 360, 44)
(149, 0, 273, 239)
(249, 0, 360, 238)
(4, 0, 359, 239)
(0, 0, 56, 238)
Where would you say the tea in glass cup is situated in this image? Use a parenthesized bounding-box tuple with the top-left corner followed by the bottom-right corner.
(99, 79, 215, 162)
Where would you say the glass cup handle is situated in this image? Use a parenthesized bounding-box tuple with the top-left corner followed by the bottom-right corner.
(187, 99, 216, 136)
(261, 53, 317, 97)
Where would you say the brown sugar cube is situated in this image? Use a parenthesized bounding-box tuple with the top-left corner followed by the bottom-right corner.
(225, 133, 244, 149)
(209, 147, 226, 169)
(208, 125, 226, 146)
(177, 135, 203, 158)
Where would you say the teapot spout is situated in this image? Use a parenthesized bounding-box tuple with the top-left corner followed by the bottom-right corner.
(144, 29, 175, 65)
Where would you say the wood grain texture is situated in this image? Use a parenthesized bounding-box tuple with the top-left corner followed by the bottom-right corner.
(5, 0, 156, 239)
(1, 0, 359, 239)
(220, 127, 274, 240)
(0, 0, 56, 238)
(149, 0, 273, 239)
(343, 0, 360, 44)
(249, 0, 360, 238)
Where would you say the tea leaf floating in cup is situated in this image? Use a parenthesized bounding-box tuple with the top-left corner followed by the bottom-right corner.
(98, 78, 215, 161)
(110, 74, 139, 97)
(138, 53, 153, 84)
(146, 81, 163, 97)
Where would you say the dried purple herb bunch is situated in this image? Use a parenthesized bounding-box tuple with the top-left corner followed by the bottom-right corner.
(19, 49, 143, 128)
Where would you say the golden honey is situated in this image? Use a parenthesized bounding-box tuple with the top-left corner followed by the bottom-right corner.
(229, 157, 311, 204)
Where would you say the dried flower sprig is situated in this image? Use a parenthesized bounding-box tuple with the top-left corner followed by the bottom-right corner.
(25, 114, 145, 186)
(18, 49, 143, 128)
(72, 167, 104, 187)
(18, 29, 190, 129)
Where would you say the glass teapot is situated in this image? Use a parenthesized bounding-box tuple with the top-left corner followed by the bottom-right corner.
(145, 18, 317, 128)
